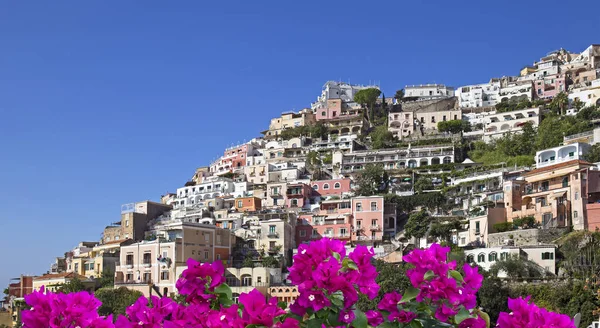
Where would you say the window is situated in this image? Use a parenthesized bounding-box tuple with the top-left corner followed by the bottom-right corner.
(334, 182, 341, 189)
(575, 192, 579, 200)
(74, 263, 79, 272)
(488, 252, 497, 262)
(243, 276, 252, 286)
(466, 255, 474, 263)
(371, 219, 377, 227)
(204, 234, 209, 242)
(312, 229, 318, 236)
(257, 276, 262, 283)
(370, 202, 377, 211)
(475, 221, 480, 235)
(454, 115, 457, 120)
(500, 252, 508, 260)
(216, 254, 221, 260)
(237, 200, 243, 208)
(574, 211, 578, 218)
(291, 199, 298, 207)
(323, 184, 330, 190)
(542, 213, 552, 226)
(161, 271, 169, 280)
(420, 117, 425, 123)
(442, 115, 447, 121)
(356, 203, 362, 212)
(340, 228, 347, 236)
(541, 252, 554, 260)
(300, 230, 306, 237)
(269, 225, 276, 234)
(537, 197, 547, 206)
(125, 219, 129, 227)
(321, 111, 326, 116)
(477, 253, 485, 263)
(562, 177, 568, 188)
(204, 251, 209, 260)
(357, 220, 362, 229)
(431, 116, 436, 123)
(313, 184, 319, 190)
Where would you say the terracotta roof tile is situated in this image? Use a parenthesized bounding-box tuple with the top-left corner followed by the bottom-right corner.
(523, 160, 592, 177)
(34, 272, 87, 281)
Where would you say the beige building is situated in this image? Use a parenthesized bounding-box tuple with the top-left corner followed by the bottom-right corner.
(102, 201, 172, 244)
(388, 97, 461, 139)
(269, 285, 299, 306)
(33, 272, 95, 293)
(115, 222, 235, 297)
(225, 267, 280, 301)
(262, 109, 316, 139)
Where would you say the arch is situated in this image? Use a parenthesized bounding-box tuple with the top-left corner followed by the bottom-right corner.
(334, 182, 341, 189)
(352, 126, 361, 133)
(487, 125, 498, 132)
(232, 293, 240, 304)
(500, 124, 510, 131)
(408, 160, 417, 168)
(390, 121, 402, 128)
(278, 289, 284, 293)
(241, 274, 252, 286)
(312, 184, 319, 190)
(467, 254, 475, 263)
(488, 252, 497, 262)
(537, 149, 556, 164)
(330, 129, 340, 135)
(419, 158, 429, 167)
(558, 144, 578, 160)
(398, 161, 406, 168)
(443, 157, 452, 164)
(477, 253, 486, 263)
(596, 99, 600, 107)
(513, 122, 522, 128)
(163, 287, 169, 296)
(431, 157, 440, 165)
(340, 127, 350, 135)
(323, 183, 330, 190)
(285, 288, 290, 293)
(291, 143, 297, 148)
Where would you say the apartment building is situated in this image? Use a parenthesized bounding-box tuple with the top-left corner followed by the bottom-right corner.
(33, 272, 94, 292)
(296, 198, 353, 246)
(532, 73, 566, 99)
(333, 145, 455, 176)
(262, 110, 316, 139)
(234, 196, 262, 212)
(482, 107, 541, 142)
(6, 276, 34, 299)
(465, 245, 556, 276)
(102, 201, 171, 244)
(311, 178, 352, 198)
(285, 183, 313, 209)
(173, 176, 235, 208)
(352, 196, 396, 243)
(569, 78, 600, 108)
(225, 267, 281, 300)
(535, 143, 591, 168)
(388, 97, 461, 139)
(309, 134, 357, 153)
(504, 160, 600, 231)
(210, 141, 262, 175)
(467, 207, 507, 247)
(404, 84, 454, 101)
(239, 210, 296, 265)
(311, 81, 378, 111)
(455, 80, 501, 108)
(499, 81, 534, 102)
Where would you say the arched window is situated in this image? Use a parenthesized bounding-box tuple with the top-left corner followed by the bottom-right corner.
(488, 252, 497, 262)
(323, 184, 330, 190)
(500, 252, 508, 260)
(477, 253, 486, 263)
(467, 254, 475, 263)
(334, 182, 341, 189)
(163, 287, 169, 296)
(313, 184, 319, 190)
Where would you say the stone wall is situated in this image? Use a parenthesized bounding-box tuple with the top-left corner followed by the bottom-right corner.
(487, 228, 567, 247)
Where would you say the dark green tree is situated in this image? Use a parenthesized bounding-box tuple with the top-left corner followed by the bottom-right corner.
(549, 92, 569, 115)
(404, 210, 431, 244)
(413, 176, 433, 194)
(242, 257, 255, 268)
(369, 125, 395, 149)
(477, 276, 509, 324)
(489, 255, 545, 279)
(95, 287, 143, 316)
(354, 88, 382, 127)
(99, 271, 115, 288)
(354, 164, 388, 196)
(261, 256, 280, 268)
(394, 89, 405, 103)
(437, 120, 470, 134)
(584, 144, 600, 163)
(57, 277, 87, 293)
(306, 151, 326, 180)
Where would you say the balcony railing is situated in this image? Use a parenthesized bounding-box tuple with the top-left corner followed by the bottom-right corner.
(115, 279, 153, 285)
(267, 232, 279, 238)
(370, 225, 380, 231)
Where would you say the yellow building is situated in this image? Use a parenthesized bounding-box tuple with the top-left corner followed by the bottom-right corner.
(33, 272, 95, 292)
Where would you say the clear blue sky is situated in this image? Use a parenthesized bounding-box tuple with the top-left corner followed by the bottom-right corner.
(0, 1, 598, 288)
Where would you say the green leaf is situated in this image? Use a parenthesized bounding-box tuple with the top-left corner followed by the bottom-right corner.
(401, 287, 420, 303)
(306, 318, 324, 328)
(454, 308, 471, 324)
(378, 322, 398, 328)
(449, 270, 464, 283)
(348, 261, 359, 271)
(424, 270, 435, 280)
(327, 310, 344, 327)
(475, 310, 491, 328)
(278, 301, 287, 309)
(409, 321, 424, 328)
(333, 252, 341, 261)
(218, 294, 233, 307)
(352, 309, 368, 328)
(214, 283, 232, 299)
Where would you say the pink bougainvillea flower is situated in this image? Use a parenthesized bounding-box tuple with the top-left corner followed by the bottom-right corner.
(274, 317, 300, 328)
(458, 317, 486, 328)
(378, 291, 403, 313)
(339, 309, 356, 323)
(389, 310, 417, 323)
(239, 289, 285, 327)
(365, 310, 384, 326)
(296, 288, 331, 312)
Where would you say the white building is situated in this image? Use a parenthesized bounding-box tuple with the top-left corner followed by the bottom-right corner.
(173, 176, 235, 208)
(311, 81, 379, 110)
(464, 245, 556, 276)
(404, 84, 454, 101)
(499, 81, 533, 102)
(535, 142, 591, 168)
(455, 81, 501, 108)
(309, 134, 357, 153)
(569, 79, 600, 108)
(483, 107, 541, 142)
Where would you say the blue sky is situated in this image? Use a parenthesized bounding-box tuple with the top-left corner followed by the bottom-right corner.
(0, 1, 598, 288)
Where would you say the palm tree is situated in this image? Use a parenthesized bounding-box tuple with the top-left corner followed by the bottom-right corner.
(551, 92, 569, 115)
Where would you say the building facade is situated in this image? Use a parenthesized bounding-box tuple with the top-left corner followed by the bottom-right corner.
(455, 80, 501, 108)
(404, 84, 454, 101)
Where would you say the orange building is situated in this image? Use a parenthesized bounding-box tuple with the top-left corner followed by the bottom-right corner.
(234, 196, 262, 212)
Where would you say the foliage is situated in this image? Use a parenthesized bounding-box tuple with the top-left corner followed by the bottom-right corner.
(489, 255, 546, 279)
(241, 257, 255, 268)
(280, 123, 328, 140)
(2, 287, 8, 295)
(261, 256, 280, 268)
(356, 261, 411, 312)
(493, 222, 514, 233)
(221, 172, 235, 179)
(354, 88, 381, 126)
(558, 231, 600, 279)
(428, 221, 462, 244)
(477, 276, 509, 324)
(437, 120, 471, 134)
(584, 144, 600, 163)
(368, 125, 395, 149)
(536, 113, 591, 151)
(393, 89, 404, 102)
(354, 164, 388, 196)
(495, 98, 534, 113)
(576, 105, 600, 121)
(57, 277, 87, 293)
(548, 92, 569, 115)
(95, 287, 143, 316)
(413, 176, 433, 194)
(512, 216, 535, 229)
(99, 271, 115, 288)
(322, 152, 333, 164)
(385, 192, 449, 213)
(306, 151, 327, 180)
(404, 210, 431, 241)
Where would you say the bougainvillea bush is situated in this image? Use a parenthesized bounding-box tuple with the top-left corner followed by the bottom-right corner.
(22, 239, 576, 328)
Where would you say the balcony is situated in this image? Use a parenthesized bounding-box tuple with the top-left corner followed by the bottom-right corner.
(115, 278, 153, 286)
(286, 188, 304, 198)
(142, 261, 151, 268)
(270, 191, 282, 197)
(370, 225, 381, 231)
(267, 232, 279, 238)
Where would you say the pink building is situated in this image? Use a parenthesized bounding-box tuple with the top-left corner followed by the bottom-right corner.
(534, 74, 566, 99)
(351, 196, 397, 243)
(315, 99, 360, 121)
(286, 183, 313, 209)
(210, 143, 256, 175)
(295, 199, 353, 246)
(311, 178, 352, 197)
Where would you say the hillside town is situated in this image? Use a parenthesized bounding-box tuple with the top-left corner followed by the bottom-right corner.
(5, 43, 600, 326)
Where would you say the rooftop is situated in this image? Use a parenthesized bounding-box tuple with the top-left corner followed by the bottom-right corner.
(34, 272, 87, 281)
(523, 159, 593, 177)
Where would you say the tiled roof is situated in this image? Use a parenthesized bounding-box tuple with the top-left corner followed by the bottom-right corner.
(34, 272, 86, 281)
(523, 160, 592, 177)
(103, 239, 131, 245)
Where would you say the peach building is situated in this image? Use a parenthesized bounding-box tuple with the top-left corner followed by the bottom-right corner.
(234, 196, 262, 212)
(311, 178, 352, 197)
(296, 199, 353, 246)
(285, 183, 313, 209)
(504, 160, 600, 231)
(352, 196, 397, 243)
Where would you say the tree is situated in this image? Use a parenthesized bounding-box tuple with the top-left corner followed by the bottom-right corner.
(306, 151, 327, 180)
(404, 210, 431, 244)
(261, 256, 280, 268)
(584, 144, 600, 163)
(354, 164, 388, 196)
(95, 287, 143, 316)
(437, 120, 470, 134)
(242, 257, 255, 268)
(489, 255, 545, 279)
(477, 276, 509, 325)
(308, 123, 328, 140)
(354, 88, 382, 127)
(369, 125, 395, 149)
(413, 176, 433, 194)
(57, 277, 86, 293)
(356, 260, 411, 312)
(394, 89, 404, 103)
(2, 287, 8, 296)
(98, 271, 115, 288)
(549, 92, 569, 115)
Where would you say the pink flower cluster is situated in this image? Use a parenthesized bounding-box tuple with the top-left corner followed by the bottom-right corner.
(22, 287, 114, 328)
(402, 243, 483, 322)
(287, 238, 379, 317)
(496, 296, 576, 328)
